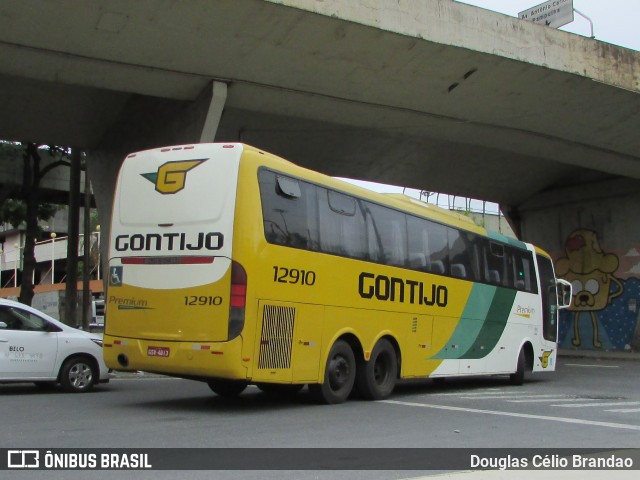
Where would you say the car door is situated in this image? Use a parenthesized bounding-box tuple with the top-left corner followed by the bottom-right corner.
(0, 306, 59, 380)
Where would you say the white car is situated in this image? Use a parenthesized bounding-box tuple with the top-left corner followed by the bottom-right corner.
(0, 298, 110, 392)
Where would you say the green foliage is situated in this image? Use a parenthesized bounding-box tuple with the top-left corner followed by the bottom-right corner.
(0, 199, 60, 230)
(0, 142, 65, 230)
(0, 198, 26, 227)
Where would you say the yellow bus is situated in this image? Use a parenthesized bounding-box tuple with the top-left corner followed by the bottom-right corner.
(103, 143, 571, 404)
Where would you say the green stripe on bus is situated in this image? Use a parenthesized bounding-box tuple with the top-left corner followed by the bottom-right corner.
(460, 287, 517, 359)
(431, 283, 496, 360)
(487, 230, 527, 250)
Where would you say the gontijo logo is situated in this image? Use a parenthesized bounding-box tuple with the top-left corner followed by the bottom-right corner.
(141, 159, 206, 194)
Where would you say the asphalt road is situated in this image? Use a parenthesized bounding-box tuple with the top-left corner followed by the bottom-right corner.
(1, 356, 639, 479)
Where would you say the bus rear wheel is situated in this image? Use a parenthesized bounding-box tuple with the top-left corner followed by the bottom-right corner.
(207, 379, 248, 397)
(356, 338, 397, 400)
(309, 340, 355, 404)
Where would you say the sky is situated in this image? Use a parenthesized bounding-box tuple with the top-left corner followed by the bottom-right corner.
(342, 0, 640, 212)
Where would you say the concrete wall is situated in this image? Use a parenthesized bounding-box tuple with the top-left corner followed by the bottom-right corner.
(521, 179, 640, 351)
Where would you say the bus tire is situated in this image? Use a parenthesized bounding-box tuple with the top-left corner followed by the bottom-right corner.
(356, 338, 397, 400)
(309, 340, 355, 404)
(207, 379, 248, 397)
(510, 348, 526, 386)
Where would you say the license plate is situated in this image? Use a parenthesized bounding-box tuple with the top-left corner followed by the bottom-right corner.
(147, 346, 170, 357)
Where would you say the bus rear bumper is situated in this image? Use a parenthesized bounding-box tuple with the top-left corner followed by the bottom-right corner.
(103, 335, 247, 380)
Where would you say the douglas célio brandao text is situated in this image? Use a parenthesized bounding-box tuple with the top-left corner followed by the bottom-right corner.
(470, 453, 635, 470)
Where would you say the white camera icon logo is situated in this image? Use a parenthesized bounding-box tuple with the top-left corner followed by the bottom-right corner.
(7, 450, 40, 468)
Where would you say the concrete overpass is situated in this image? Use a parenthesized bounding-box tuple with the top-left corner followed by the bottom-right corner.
(0, 0, 639, 350)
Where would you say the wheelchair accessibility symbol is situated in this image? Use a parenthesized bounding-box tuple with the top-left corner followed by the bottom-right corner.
(109, 266, 123, 287)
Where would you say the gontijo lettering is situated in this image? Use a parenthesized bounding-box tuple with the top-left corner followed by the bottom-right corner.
(115, 232, 223, 252)
(358, 272, 448, 307)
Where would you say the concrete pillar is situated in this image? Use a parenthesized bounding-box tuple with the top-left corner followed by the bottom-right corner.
(200, 81, 227, 143)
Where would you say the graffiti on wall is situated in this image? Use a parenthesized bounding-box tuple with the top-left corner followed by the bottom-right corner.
(555, 229, 640, 350)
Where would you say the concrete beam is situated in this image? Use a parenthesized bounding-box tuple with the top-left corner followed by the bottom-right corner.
(271, 0, 640, 92)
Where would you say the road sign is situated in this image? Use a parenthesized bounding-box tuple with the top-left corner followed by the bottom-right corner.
(518, 0, 574, 29)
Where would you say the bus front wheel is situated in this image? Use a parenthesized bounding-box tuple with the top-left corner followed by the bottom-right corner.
(207, 379, 248, 397)
(356, 338, 397, 400)
(309, 340, 355, 404)
(509, 348, 526, 386)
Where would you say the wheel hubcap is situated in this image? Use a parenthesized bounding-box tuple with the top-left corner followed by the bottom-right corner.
(328, 354, 350, 391)
(373, 353, 390, 385)
(69, 363, 92, 389)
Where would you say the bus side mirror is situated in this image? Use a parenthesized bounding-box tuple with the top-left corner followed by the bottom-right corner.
(556, 279, 572, 310)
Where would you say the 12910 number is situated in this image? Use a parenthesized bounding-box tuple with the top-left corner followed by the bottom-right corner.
(184, 296, 223, 306)
(273, 266, 316, 286)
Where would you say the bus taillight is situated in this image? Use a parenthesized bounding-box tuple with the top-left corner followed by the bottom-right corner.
(228, 261, 247, 340)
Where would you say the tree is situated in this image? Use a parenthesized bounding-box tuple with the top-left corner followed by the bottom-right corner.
(0, 142, 69, 305)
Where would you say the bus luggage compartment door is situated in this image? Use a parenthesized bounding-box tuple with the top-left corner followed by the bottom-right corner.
(252, 301, 323, 384)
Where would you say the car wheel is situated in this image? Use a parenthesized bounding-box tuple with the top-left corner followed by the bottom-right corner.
(60, 356, 97, 393)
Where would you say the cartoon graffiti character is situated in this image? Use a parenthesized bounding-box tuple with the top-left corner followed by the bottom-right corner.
(555, 230, 623, 348)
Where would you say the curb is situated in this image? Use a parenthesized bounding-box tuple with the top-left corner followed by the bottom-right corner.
(558, 349, 640, 362)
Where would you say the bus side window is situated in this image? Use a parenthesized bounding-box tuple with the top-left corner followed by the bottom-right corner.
(407, 216, 449, 275)
(448, 228, 480, 282)
(484, 241, 509, 287)
(258, 169, 319, 250)
(319, 189, 367, 259)
(365, 210, 382, 263)
(512, 250, 537, 293)
(427, 222, 449, 276)
(407, 215, 429, 271)
(366, 202, 407, 267)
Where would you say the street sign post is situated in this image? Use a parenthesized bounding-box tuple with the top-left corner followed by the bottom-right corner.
(518, 0, 574, 29)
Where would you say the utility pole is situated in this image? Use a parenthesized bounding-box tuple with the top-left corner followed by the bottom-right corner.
(65, 149, 81, 327)
(82, 161, 91, 330)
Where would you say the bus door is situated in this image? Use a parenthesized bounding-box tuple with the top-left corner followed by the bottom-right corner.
(536, 254, 560, 344)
